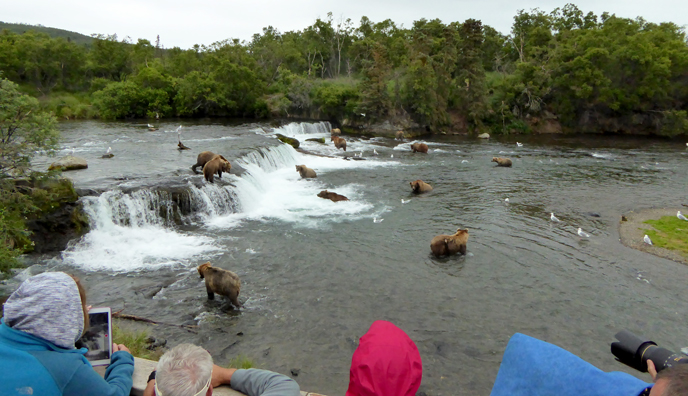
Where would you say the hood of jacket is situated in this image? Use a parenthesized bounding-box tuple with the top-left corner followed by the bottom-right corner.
(346, 320, 423, 396)
(2, 272, 84, 349)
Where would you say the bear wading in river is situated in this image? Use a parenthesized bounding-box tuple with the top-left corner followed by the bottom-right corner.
(295, 165, 317, 178)
(197, 262, 241, 308)
(410, 179, 433, 194)
(396, 131, 405, 140)
(492, 157, 512, 167)
(202, 155, 231, 183)
(331, 128, 341, 135)
(317, 190, 349, 202)
(411, 143, 428, 153)
(331, 136, 347, 151)
(430, 228, 469, 257)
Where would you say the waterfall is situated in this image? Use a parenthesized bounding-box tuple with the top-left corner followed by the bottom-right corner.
(272, 121, 332, 136)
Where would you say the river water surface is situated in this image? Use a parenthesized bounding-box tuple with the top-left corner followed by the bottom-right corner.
(22, 120, 688, 395)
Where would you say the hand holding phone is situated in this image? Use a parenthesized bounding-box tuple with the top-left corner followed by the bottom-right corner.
(76, 307, 112, 366)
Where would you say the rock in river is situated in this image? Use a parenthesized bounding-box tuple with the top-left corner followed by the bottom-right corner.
(276, 134, 300, 149)
(48, 155, 88, 171)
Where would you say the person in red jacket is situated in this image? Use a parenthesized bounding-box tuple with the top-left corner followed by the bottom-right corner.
(346, 320, 423, 396)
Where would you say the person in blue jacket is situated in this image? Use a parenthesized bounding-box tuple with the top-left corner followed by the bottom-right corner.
(0, 272, 134, 396)
(489, 333, 688, 396)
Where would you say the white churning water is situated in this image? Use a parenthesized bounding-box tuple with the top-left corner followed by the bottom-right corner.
(62, 189, 222, 272)
(63, 122, 403, 272)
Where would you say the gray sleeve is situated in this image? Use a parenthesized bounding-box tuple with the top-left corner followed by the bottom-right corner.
(230, 369, 300, 396)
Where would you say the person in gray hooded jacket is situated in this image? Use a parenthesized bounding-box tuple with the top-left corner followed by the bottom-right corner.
(0, 272, 134, 396)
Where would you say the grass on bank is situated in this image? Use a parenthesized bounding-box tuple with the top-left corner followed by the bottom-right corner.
(112, 321, 256, 368)
(643, 216, 688, 257)
(112, 322, 165, 361)
(226, 354, 256, 369)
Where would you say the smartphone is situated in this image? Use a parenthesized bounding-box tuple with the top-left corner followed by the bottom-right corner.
(76, 307, 112, 366)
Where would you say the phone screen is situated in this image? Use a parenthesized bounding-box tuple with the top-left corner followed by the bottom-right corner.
(76, 309, 112, 365)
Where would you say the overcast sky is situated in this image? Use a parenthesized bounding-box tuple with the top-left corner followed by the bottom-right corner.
(2, 0, 687, 48)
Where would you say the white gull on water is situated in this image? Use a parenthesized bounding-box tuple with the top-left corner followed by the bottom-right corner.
(550, 213, 561, 222)
(577, 228, 591, 238)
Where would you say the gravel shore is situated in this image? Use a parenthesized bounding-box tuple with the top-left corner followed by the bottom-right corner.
(619, 207, 688, 265)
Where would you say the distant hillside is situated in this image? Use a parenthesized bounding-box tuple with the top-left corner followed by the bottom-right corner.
(0, 22, 92, 45)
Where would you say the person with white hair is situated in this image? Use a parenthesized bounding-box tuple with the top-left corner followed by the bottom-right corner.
(143, 343, 300, 396)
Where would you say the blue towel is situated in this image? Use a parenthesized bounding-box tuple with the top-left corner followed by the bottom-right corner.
(490, 333, 652, 396)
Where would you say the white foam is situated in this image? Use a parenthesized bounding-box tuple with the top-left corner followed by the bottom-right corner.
(207, 145, 378, 228)
(591, 152, 614, 159)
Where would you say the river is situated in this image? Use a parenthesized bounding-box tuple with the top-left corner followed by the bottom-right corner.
(20, 120, 688, 395)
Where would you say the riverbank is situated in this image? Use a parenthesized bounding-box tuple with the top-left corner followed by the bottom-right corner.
(618, 207, 688, 265)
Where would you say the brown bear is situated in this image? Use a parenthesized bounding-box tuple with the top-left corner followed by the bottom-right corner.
(331, 128, 341, 135)
(430, 228, 469, 258)
(410, 179, 433, 194)
(295, 165, 317, 178)
(331, 136, 347, 151)
(202, 155, 231, 183)
(197, 262, 241, 307)
(192, 151, 223, 174)
(492, 157, 512, 167)
(411, 143, 429, 153)
(317, 190, 349, 202)
(395, 131, 405, 140)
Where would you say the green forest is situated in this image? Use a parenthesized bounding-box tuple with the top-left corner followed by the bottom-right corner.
(1, 3, 687, 136)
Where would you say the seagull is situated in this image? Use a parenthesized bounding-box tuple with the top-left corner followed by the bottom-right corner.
(644, 235, 653, 245)
(106, 147, 112, 154)
(373, 217, 384, 223)
(147, 123, 154, 128)
(359, 151, 363, 157)
(678, 211, 688, 221)
(360, 113, 366, 117)
(390, 154, 394, 158)
(373, 149, 379, 156)
(401, 199, 410, 204)
(550, 213, 561, 222)
(505, 198, 509, 203)
(577, 228, 591, 238)
(517, 142, 523, 147)
(461, 160, 469, 163)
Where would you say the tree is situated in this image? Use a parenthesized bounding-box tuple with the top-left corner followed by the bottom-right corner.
(0, 78, 59, 177)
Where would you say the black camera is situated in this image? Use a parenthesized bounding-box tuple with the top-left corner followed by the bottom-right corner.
(611, 330, 688, 373)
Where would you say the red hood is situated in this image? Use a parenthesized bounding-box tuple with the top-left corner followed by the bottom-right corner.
(346, 320, 423, 396)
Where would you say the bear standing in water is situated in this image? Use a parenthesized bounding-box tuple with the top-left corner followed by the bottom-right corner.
(430, 228, 469, 257)
(410, 180, 433, 194)
(295, 165, 317, 178)
(331, 136, 347, 151)
(202, 155, 231, 183)
(492, 157, 512, 167)
(411, 143, 429, 153)
(197, 262, 241, 308)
